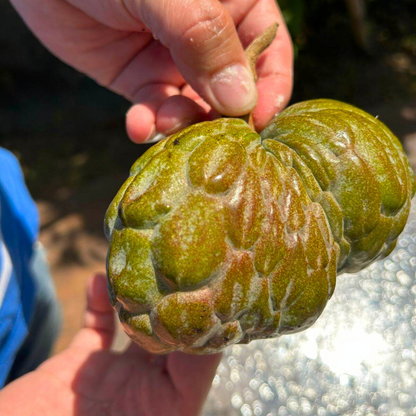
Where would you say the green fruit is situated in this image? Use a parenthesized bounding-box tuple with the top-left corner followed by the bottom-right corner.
(105, 99, 415, 354)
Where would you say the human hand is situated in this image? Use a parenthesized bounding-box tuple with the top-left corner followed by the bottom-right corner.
(10, 0, 293, 142)
(0, 274, 221, 416)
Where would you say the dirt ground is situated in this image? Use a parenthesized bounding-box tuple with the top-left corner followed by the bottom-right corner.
(1, 0, 415, 353)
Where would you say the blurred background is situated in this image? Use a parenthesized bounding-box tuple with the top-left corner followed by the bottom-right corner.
(0, 0, 415, 353)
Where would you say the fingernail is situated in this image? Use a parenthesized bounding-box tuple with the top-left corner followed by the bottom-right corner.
(210, 64, 257, 115)
(162, 119, 190, 136)
(146, 132, 167, 143)
(143, 125, 156, 143)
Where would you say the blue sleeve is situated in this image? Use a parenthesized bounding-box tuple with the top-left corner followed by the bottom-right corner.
(0, 148, 39, 386)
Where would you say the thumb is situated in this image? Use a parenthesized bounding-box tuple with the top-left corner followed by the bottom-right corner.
(167, 351, 222, 414)
(139, 0, 258, 116)
(70, 273, 116, 351)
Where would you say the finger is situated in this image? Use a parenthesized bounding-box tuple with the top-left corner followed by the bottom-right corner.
(181, 85, 220, 120)
(70, 273, 115, 351)
(181, 84, 214, 114)
(167, 352, 223, 414)
(64, 0, 147, 32)
(138, 0, 257, 117)
(237, 0, 294, 130)
(10, 0, 154, 88)
(125, 341, 168, 363)
(156, 95, 209, 136)
(126, 84, 180, 143)
(126, 105, 156, 143)
(220, 0, 257, 25)
(180, 84, 201, 101)
(109, 40, 185, 98)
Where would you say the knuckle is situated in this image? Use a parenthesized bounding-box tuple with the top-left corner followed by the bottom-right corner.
(178, 2, 230, 50)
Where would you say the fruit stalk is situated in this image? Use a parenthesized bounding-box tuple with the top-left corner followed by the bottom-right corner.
(240, 23, 278, 130)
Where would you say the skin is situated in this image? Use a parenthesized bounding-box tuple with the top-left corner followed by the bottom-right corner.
(9, 0, 293, 142)
(0, 274, 222, 416)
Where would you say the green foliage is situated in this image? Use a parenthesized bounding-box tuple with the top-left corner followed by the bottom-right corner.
(278, 0, 305, 38)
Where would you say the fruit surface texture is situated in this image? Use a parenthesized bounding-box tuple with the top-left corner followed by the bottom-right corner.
(105, 99, 415, 354)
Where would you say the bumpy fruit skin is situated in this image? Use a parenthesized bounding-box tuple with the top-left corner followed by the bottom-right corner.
(105, 99, 415, 354)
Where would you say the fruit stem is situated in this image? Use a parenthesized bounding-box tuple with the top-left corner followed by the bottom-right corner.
(241, 23, 279, 130)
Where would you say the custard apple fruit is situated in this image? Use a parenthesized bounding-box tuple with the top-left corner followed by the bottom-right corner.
(104, 99, 415, 354)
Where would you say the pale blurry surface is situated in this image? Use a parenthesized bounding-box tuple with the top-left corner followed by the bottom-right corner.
(203, 200, 416, 416)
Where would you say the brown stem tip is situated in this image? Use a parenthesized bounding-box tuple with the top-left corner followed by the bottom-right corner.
(242, 23, 279, 130)
(245, 23, 279, 82)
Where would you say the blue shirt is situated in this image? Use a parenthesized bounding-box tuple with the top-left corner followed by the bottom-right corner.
(0, 148, 39, 386)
